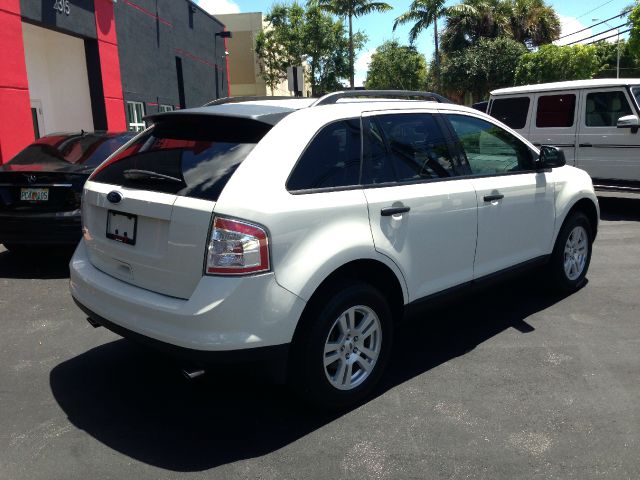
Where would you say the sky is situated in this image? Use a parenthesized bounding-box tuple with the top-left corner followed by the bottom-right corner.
(195, 0, 633, 87)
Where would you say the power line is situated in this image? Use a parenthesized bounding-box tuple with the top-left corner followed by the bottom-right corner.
(576, 0, 617, 19)
(557, 12, 627, 40)
(564, 23, 627, 45)
(582, 27, 631, 45)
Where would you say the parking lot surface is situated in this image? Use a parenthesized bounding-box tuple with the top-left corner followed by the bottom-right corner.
(1, 197, 639, 480)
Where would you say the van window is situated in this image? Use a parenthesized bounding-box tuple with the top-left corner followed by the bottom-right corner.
(490, 97, 530, 129)
(585, 91, 633, 127)
(536, 94, 576, 128)
(287, 119, 361, 191)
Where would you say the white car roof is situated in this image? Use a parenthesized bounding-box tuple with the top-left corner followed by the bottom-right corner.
(491, 78, 640, 96)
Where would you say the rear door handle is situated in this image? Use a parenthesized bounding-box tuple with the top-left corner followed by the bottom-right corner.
(483, 194, 504, 202)
(381, 206, 410, 216)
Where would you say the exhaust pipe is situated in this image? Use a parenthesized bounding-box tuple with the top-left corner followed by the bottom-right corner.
(181, 367, 206, 380)
(86, 316, 101, 328)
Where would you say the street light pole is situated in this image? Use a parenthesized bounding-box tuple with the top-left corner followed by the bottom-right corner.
(214, 30, 232, 98)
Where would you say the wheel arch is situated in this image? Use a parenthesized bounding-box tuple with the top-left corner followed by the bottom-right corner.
(561, 197, 599, 241)
(290, 258, 406, 345)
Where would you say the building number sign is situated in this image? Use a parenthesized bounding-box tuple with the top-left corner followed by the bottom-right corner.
(53, 0, 71, 15)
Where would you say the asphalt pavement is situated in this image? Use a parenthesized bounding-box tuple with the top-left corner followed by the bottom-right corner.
(1, 196, 639, 480)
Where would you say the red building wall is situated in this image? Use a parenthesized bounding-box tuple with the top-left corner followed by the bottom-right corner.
(0, 0, 35, 164)
(95, 0, 126, 132)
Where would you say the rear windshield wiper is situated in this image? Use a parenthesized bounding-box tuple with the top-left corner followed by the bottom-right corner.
(122, 169, 183, 183)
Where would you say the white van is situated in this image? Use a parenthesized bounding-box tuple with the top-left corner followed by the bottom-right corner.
(489, 79, 640, 192)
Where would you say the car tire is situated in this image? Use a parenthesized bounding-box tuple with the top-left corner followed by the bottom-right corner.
(289, 281, 393, 409)
(549, 212, 593, 293)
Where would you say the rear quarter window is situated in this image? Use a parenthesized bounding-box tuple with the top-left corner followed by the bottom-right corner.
(287, 118, 362, 192)
(91, 117, 271, 201)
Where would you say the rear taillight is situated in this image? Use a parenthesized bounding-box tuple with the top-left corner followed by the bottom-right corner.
(205, 217, 270, 275)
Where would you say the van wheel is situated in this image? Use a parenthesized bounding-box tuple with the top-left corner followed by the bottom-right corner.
(289, 282, 393, 409)
(549, 212, 593, 292)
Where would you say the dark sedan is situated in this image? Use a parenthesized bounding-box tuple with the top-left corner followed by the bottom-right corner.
(0, 132, 135, 252)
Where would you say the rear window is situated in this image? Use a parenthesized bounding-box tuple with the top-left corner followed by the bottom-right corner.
(8, 134, 134, 167)
(490, 97, 530, 129)
(91, 117, 271, 201)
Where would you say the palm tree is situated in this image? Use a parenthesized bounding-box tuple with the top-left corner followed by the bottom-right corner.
(440, 0, 511, 53)
(313, 0, 392, 89)
(508, 0, 560, 48)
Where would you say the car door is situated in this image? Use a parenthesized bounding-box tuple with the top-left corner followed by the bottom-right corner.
(528, 91, 578, 166)
(576, 88, 640, 181)
(361, 111, 478, 302)
(442, 112, 556, 279)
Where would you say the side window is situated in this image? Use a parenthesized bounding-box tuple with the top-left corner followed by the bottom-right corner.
(287, 119, 361, 191)
(536, 94, 576, 128)
(362, 113, 459, 185)
(585, 91, 633, 127)
(447, 114, 534, 175)
(490, 97, 530, 129)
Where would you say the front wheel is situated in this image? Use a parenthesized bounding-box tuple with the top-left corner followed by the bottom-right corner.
(289, 282, 393, 409)
(548, 212, 593, 292)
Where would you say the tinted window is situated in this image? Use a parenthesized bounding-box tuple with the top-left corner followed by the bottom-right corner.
(585, 91, 633, 127)
(92, 118, 270, 201)
(362, 113, 459, 185)
(287, 119, 361, 191)
(490, 97, 530, 129)
(536, 94, 576, 128)
(8, 134, 133, 167)
(447, 114, 534, 175)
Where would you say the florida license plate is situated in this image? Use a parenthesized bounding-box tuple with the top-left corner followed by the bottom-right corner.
(106, 210, 137, 245)
(20, 188, 49, 201)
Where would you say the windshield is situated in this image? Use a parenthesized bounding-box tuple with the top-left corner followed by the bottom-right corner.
(632, 87, 640, 111)
(7, 134, 134, 167)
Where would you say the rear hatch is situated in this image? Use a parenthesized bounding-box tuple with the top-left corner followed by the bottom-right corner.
(84, 115, 275, 299)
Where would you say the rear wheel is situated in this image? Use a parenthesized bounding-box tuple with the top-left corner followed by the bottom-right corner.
(549, 212, 593, 292)
(289, 282, 393, 409)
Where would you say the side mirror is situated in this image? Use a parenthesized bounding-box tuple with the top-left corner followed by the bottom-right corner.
(538, 145, 566, 169)
(617, 114, 639, 133)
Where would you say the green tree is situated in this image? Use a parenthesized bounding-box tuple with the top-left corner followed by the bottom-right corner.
(255, 3, 363, 95)
(515, 44, 600, 85)
(628, 3, 640, 59)
(393, 0, 472, 79)
(312, 0, 392, 89)
(365, 40, 428, 90)
(439, 37, 527, 101)
(440, 0, 559, 53)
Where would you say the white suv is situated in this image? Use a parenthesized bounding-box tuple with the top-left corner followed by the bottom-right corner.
(70, 91, 599, 408)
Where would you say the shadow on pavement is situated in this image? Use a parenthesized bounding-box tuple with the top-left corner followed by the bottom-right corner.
(50, 275, 568, 472)
(598, 196, 640, 222)
(0, 246, 74, 279)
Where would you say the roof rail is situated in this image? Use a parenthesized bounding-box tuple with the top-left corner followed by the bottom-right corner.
(203, 96, 297, 106)
(310, 90, 452, 107)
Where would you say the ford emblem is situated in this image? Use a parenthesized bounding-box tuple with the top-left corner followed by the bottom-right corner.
(107, 191, 123, 204)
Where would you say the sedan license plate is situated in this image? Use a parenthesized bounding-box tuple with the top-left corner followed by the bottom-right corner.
(20, 188, 49, 202)
(106, 210, 137, 245)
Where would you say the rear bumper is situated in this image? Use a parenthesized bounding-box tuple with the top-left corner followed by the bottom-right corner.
(69, 240, 306, 353)
(73, 296, 290, 368)
(0, 210, 81, 245)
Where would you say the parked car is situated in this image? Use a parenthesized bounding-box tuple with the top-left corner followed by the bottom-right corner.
(471, 100, 489, 112)
(0, 132, 135, 252)
(488, 79, 640, 193)
(69, 91, 599, 408)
